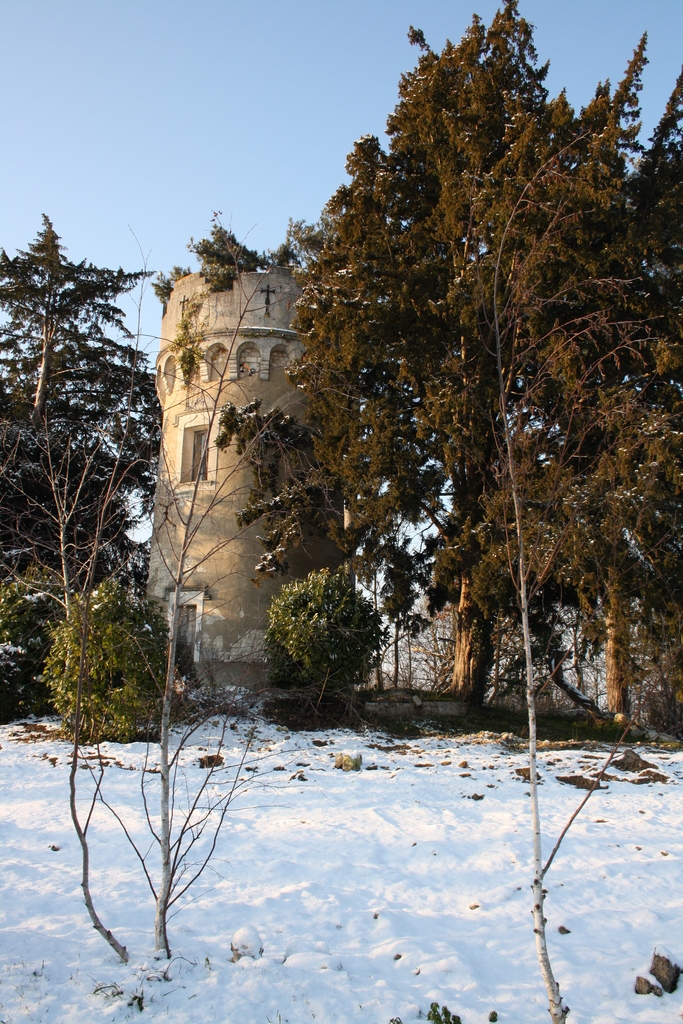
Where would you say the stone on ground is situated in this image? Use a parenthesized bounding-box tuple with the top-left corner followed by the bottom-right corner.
(231, 925, 263, 961)
(335, 752, 362, 771)
(634, 975, 663, 996)
(650, 948, 680, 993)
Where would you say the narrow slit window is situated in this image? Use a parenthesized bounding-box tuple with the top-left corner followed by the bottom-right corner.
(178, 604, 197, 651)
(191, 430, 207, 481)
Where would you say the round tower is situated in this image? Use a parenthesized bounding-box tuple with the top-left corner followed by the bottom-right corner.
(147, 267, 341, 687)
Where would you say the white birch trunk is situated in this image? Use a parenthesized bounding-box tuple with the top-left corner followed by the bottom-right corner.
(493, 222, 567, 1023)
(518, 556, 567, 1024)
(69, 596, 129, 963)
(154, 581, 181, 956)
(502, 400, 567, 1023)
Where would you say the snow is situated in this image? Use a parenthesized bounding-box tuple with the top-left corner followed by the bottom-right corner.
(1, 718, 682, 1023)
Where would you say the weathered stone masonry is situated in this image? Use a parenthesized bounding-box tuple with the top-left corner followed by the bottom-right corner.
(147, 267, 341, 687)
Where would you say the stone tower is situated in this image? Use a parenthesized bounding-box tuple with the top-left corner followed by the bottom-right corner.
(147, 267, 341, 687)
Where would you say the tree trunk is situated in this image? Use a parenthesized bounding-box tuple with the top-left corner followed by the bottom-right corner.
(605, 611, 630, 714)
(492, 614, 502, 704)
(519, 574, 567, 1024)
(393, 621, 400, 688)
(31, 320, 55, 427)
(344, 505, 355, 590)
(492, 264, 566, 1022)
(59, 524, 74, 619)
(69, 594, 129, 963)
(501, 416, 567, 1024)
(373, 576, 383, 690)
(449, 575, 490, 704)
(155, 582, 181, 957)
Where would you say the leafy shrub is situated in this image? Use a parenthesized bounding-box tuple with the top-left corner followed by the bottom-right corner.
(427, 1005, 461, 1024)
(390, 1008, 461, 1024)
(265, 568, 387, 693)
(0, 572, 61, 723)
(45, 580, 168, 742)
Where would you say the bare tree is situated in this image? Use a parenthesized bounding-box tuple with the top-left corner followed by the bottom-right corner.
(474, 149, 659, 1020)
(0, 329, 154, 963)
(58, 274, 158, 964)
(98, 696, 257, 959)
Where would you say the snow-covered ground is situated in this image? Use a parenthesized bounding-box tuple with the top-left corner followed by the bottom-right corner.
(1, 716, 682, 1023)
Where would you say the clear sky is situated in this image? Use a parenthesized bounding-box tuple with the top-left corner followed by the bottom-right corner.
(1, 0, 682, 352)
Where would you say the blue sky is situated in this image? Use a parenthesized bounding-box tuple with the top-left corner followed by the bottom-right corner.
(1, 0, 682, 351)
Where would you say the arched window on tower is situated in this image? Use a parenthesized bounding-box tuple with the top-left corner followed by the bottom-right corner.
(163, 355, 177, 394)
(269, 344, 289, 372)
(206, 344, 228, 381)
(238, 344, 261, 376)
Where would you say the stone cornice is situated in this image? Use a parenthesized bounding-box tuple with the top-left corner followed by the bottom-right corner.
(206, 325, 299, 341)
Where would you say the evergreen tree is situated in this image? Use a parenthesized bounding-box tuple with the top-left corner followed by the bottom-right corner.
(187, 218, 266, 292)
(296, 6, 555, 702)
(215, 398, 337, 578)
(45, 579, 167, 743)
(152, 265, 193, 313)
(556, 65, 683, 713)
(295, 4, 683, 709)
(0, 217, 159, 592)
(0, 572, 60, 722)
(152, 217, 329, 309)
(265, 568, 386, 694)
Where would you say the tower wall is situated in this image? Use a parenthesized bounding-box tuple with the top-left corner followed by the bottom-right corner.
(147, 267, 342, 688)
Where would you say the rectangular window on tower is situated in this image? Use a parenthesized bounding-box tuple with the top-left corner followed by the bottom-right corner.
(178, 604, 197, 651)
(191, 430, 207, 481)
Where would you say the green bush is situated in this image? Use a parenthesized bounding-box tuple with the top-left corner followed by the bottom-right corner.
(390, 1008, 461, 1024)
(45, 580, 168, 742)
(0, 572, 61, 723)
(427, 1005, 461, 1024)
(265, 568, 387, 692)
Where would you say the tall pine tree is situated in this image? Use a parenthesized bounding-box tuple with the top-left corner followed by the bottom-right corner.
(0, 217, 159, 593)
(295, 3, 683, 709)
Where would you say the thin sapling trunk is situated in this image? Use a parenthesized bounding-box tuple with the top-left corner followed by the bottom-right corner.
(68, 591, 129, 963)
(492, 193, 568, 1023)
(499, 404, 568, 1023)
(154, 582, 181, 956)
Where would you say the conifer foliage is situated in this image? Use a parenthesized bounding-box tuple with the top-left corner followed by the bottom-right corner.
(0, 572, 60, 722)
(153, 216, 329, 306)
(295, 2, 683, 713)
(0, 217, 159, 590)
